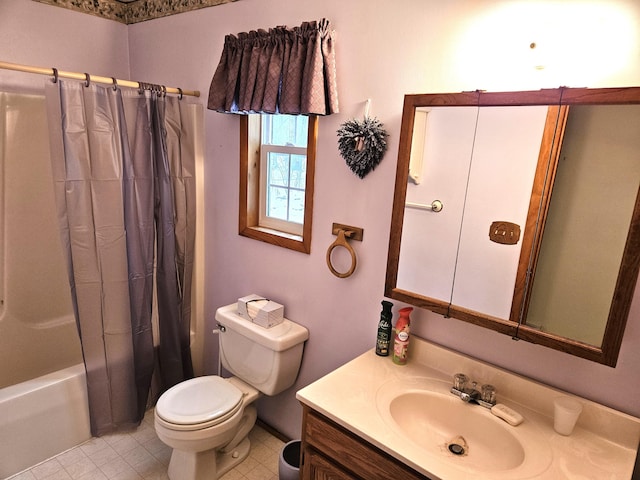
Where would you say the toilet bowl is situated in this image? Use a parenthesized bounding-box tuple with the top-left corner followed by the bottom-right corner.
(154, 303, 309, 480)
(154, 376, 260, 479)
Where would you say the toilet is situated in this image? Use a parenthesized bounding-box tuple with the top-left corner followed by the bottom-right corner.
(154, 303, 309, 480)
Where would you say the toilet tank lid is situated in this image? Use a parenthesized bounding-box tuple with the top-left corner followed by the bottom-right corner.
(215, 303, 309, 351)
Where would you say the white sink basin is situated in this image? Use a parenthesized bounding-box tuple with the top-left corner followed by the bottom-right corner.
(376, 378, 553, 478)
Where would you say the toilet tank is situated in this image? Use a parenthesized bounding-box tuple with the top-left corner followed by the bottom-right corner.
(215, 303, 309, 396)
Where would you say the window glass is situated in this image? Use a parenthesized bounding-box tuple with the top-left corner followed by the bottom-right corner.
(266, 151, 306, 224)
(263, 115, 309, 147)
(260, 115, 308, 234)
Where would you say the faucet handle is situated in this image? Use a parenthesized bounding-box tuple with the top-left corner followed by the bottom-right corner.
(480, 384, 496, 404)
(453, 373, 468, 391)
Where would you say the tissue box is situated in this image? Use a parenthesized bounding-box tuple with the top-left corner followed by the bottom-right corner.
(237, 294, 284, 328)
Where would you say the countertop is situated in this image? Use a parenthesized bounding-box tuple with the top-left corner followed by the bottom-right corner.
(296, 336, 640, 479)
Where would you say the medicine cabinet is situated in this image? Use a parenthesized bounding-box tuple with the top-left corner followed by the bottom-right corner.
(385, 87, 640, 366)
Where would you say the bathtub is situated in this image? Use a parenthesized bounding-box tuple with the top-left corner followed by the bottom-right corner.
(0, 364, 91, 479)
(0, 92, 90, 478)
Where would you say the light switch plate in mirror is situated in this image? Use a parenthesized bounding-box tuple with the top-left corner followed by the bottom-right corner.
(489, 221, 520, 245)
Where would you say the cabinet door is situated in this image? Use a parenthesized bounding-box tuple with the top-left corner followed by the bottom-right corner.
(396, 104, 550, 321)
(302, 408, 430, 480)
(451, 105, 549, 319)
(303, 448, 359, 480)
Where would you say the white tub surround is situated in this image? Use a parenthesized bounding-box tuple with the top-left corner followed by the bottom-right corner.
(0, 364, 91, 479)
(297, 336, 640, 479)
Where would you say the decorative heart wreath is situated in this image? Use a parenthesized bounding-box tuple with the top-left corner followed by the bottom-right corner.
(337, 116, 389, 179)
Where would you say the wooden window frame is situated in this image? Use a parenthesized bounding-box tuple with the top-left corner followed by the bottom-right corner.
(239, 114, 318, 254)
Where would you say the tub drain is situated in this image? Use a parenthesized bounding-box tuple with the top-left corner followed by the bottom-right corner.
(446, 436, 468, 456)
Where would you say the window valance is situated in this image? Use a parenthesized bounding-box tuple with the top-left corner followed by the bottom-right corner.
(207, 19, 339, 115)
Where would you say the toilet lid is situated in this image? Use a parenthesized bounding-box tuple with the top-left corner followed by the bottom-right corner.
(156, 376, 243, 425)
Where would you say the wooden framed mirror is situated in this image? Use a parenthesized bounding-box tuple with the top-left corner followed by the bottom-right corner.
(385, 87, 640, 366)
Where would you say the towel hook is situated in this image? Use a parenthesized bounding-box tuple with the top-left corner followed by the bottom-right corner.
(84, 73, 90, 88)
(326, 223, 364, 279)
(326, 230, 357, 278)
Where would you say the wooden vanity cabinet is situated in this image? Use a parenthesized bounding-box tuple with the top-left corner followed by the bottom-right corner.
(300, 405, 432, 480)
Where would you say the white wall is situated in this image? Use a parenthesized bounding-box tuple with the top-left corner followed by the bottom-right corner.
(3, 0, 640, 441)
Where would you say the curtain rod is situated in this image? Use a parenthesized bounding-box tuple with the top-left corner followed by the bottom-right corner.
(0, 60, 200, 98)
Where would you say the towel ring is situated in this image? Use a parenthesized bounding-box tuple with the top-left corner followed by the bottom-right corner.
(326, 229, 357, 278)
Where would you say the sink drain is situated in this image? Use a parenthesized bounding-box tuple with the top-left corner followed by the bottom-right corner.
(446, 436, 468, 456)
(448, 443, 466, 455)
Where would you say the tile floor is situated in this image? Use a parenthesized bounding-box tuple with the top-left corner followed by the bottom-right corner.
(8, 410, 285, 480)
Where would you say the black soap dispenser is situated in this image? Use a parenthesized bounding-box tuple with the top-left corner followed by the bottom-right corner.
(375, 300, 394, 356)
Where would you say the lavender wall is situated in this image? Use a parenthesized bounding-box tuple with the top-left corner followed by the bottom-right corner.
(3, 0, 640, 442)
(128, 0, 640, 440)
(0, 0, 129, 92)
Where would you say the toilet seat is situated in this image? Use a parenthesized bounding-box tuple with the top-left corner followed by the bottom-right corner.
(156, 376, 244, 431)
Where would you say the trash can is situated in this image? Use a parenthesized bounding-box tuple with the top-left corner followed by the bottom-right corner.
(279, 439, 301, 480)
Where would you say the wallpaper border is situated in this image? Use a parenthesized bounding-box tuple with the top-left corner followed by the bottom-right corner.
(32, 0, 239, 24)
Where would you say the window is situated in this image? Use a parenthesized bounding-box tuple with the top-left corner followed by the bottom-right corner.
(240, 114, 318, 253)
(259, 115, 308, 235)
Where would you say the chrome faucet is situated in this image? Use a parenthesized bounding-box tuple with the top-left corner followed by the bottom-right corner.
(459, 382, 480, 403)
(450, 373, 496, 409)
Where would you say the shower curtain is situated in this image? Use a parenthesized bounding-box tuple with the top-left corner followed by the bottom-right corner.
(45, 79, 196, 436)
